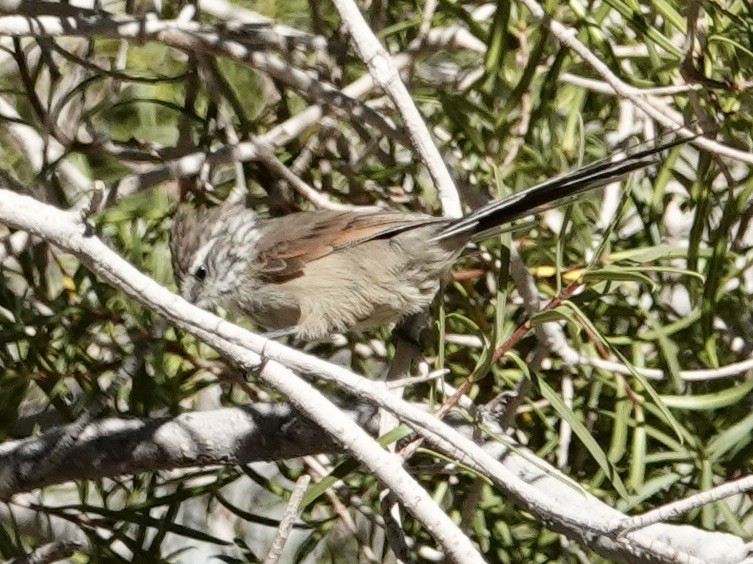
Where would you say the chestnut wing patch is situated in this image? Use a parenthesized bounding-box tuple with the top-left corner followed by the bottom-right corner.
(252, 210, 444, 282)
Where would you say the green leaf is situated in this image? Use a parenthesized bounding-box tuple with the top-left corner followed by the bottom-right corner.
(607, 244, 691, 263)
(582, 267, 656, 289)
(602, 0, 682, 56)
(661, 380, 753, 411)
(559, 300, 688, 444)
(628, 403, 646, 491)
(707, 411, 753, 462)
(538, 378, 629, 499)
(484, 0, 512, 75)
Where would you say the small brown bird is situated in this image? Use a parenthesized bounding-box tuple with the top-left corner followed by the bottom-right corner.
(171, 137, 688, 340)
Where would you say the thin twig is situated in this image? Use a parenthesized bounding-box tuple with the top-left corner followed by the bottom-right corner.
(329, 0, 462, 216)
(263, 475, 312, 564)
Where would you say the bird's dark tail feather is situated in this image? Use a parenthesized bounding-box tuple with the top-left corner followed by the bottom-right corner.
(435, 133, 696, 243)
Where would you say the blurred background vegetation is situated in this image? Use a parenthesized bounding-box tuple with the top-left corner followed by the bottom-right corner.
(2, 0, 753, 562)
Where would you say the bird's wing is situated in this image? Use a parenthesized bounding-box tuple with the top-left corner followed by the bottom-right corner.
(252, 210, 445, 281)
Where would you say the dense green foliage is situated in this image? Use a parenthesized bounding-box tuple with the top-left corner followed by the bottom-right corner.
(2, 0, 753, 561)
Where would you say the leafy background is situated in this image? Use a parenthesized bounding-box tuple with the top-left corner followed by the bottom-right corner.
(2, 0, 753, 562)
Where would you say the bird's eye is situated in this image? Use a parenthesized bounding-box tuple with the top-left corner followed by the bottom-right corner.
(194, 265, 208, 281)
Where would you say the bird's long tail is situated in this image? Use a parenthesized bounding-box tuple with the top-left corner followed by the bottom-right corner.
(435, 134, 694, 242)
